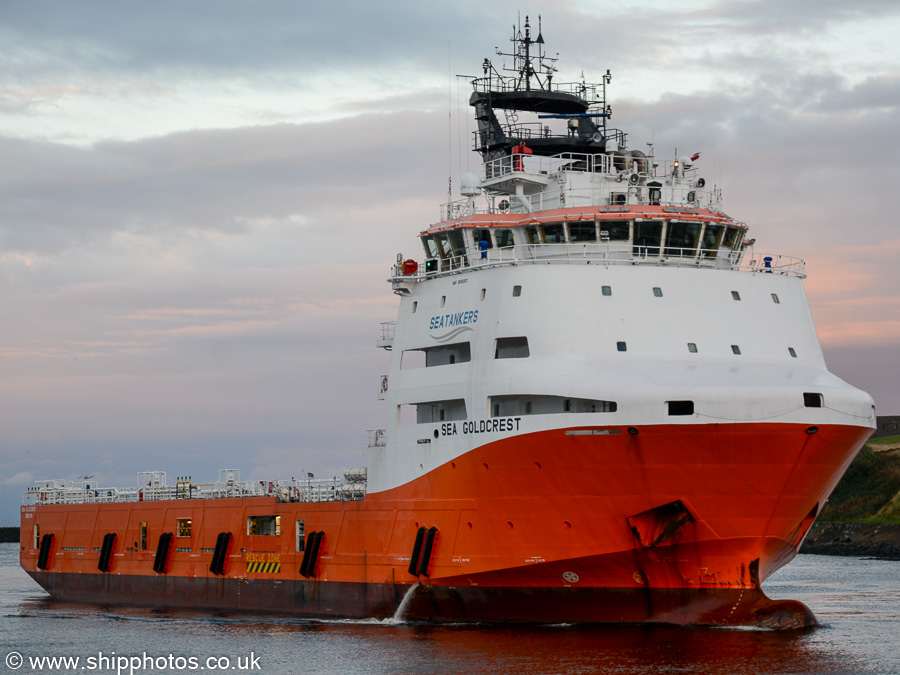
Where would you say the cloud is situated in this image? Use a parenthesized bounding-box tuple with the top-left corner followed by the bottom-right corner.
(1, 1, 899, 523)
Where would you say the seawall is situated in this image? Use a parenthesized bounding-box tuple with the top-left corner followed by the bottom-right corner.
(801, 522, 900, 560)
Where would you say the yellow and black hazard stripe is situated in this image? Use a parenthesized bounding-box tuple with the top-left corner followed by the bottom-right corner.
(246, 561, 281, 574)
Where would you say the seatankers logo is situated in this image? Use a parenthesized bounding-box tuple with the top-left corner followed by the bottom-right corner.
(429, 309, 478, 342)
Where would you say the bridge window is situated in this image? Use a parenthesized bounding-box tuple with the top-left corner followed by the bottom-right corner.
(472, 229, 493, 249)
(633, 220, 662, 256)
(495, 336, 530, 359)
(700, 224, 724, 256)
(421, 235, 439, 258)
(568, 221, 596, 242)
(542, 223, 566, 243)
(525, 226, 541, 244)
(495, 229, 515, 247)
(664, 221, 701, 257)
(599, 220, 630, 240)
(722, 226, 741, 250)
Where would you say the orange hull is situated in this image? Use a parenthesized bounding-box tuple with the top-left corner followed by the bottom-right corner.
(20, 422, 870, 627)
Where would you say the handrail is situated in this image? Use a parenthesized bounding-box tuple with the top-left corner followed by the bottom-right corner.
(23, 472, 367, 505)
(393, 245, 805, 283)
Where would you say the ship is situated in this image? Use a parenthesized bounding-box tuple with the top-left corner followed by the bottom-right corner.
(20, 17, 876, 629)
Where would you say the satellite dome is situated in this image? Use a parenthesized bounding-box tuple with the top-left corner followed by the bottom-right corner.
(460, 173, 482, 197)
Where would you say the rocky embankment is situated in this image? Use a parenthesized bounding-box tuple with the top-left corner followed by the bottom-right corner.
(801, 522, 900, 560)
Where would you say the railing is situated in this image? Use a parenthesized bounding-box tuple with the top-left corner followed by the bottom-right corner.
(392, 244, 806, 284)
(379, 321, 396, 341)
(23, 468, 367, 506)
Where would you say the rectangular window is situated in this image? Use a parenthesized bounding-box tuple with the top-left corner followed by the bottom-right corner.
(602, 285, 612, 296)
(525, 226, 541, 244)
(599, 220, 629, 240)
(687, 343, 698, 353)
(472, 229, 493, 249)
(617, 341, 627, 352)
(633, 220, 663, 256)
(700, 224, 724, 256)
(789, 347, 797, 358)
(568, 221, 596, 242)
(480, 289, 486, 300)
(421, 235, 439, 258)
(177, 518, 192, 537)
(772, 293, 780, 304)
(512, 285, 522, 297)
(731, 345, 741, 355)
(247, 515, 281, 536)
(731, 291, 741, 301)
(542, 223, 566, 243)
(140, 522, 148, 551)
(652, 287, 663, 297)
(495, 229, 515, 247)
(495, 336, 530, 359)
(668, 401, 695, 416)
(296, 520, 305, 552)
(804, 393, 823, 408)
(664, 221, 701, 257)
(412, 301, 417, 313)
(722, 226, 741, 249)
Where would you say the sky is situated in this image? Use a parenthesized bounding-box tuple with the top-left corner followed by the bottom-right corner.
(2, 0, 899, 523)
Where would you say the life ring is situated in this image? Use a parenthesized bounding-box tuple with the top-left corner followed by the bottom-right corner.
(402, 260, 418, 275)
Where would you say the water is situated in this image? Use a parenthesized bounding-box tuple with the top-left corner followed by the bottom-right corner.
(2, 542, 899, 674)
